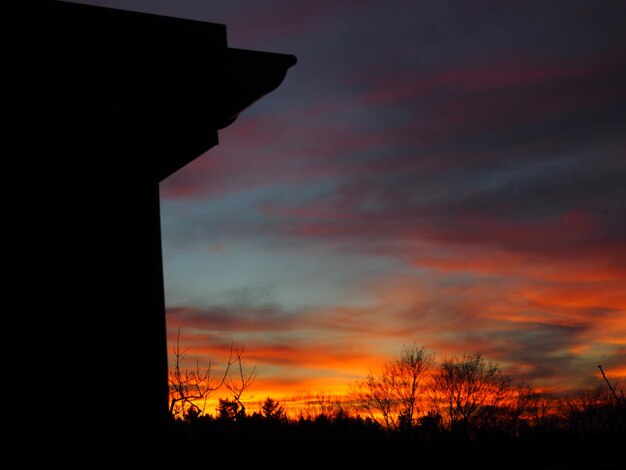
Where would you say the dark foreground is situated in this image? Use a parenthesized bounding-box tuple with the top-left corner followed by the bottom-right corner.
(167, 416, 626, 470)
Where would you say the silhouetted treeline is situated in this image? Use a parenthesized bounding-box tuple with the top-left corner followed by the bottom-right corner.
(169, 395, 624, 469)
(167, 344, 626, 469)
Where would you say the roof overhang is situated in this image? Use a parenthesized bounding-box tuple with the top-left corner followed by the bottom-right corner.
(9, 0, 297, 180)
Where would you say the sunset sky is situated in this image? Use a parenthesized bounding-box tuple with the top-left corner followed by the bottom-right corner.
(73, 0, 625, 405)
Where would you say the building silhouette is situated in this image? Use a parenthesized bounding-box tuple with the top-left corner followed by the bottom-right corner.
(7, 1, 295, 466)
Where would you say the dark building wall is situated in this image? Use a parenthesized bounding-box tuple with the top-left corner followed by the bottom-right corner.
(7, 1, 294, 466)
(7, 39, 176, 462)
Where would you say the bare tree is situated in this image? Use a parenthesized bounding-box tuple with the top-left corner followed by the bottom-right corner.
(558, 384, 616, 435)
(168, 329, 235, 420)
(482, 383, 556, 437)
(559, 373, 626, 437)
(351, 373, 396, 430)
(351, 343, 434, 431)
(598, 364, 626, 409)
(515, 383, 554, 428)
(300, 393, 346, 421)
(431, 352, 512, 436)
(224, 345, 257, 417)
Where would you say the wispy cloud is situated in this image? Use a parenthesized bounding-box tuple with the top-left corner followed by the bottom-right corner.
(156, 0, 626, 400)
